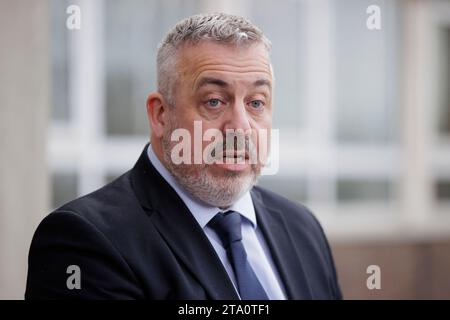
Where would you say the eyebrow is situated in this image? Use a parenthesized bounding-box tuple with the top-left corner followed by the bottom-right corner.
(253, 78, 272, 90)
(194, 77, 272, 91)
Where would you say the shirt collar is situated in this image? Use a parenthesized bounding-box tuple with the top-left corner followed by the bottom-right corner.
(147, 144, 257, 229)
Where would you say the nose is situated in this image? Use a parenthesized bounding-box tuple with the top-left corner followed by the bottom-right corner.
(223, 100, 251, 132)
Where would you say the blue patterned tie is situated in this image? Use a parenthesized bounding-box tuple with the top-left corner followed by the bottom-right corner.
(209, 210, 269, 300)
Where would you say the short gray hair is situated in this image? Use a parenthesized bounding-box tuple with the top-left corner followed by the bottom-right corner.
(156, 13, 272, 106)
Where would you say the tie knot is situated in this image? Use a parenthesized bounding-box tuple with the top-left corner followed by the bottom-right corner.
(208, 210, 242, 248)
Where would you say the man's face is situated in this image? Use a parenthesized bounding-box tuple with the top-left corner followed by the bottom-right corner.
(161, 41, 273, 207)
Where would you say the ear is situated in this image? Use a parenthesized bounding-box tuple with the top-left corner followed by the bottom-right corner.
(146, 92, 168, 138)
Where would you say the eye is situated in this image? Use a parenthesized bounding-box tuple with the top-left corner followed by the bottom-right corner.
(249, 100, 264, 109)
(206, 98, 222, 108)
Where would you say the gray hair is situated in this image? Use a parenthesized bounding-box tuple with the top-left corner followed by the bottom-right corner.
(156, 13, 272, 106)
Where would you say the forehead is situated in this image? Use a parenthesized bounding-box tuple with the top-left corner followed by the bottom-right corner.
(176, 41, 273, 87)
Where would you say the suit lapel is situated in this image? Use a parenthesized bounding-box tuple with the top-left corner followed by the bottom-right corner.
(251, 188, 313, 299)
(150, 206, 239, 299)
(130, 145, 239, 300)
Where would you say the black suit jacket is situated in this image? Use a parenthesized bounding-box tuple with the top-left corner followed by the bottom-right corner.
(25, 144, 342, 300)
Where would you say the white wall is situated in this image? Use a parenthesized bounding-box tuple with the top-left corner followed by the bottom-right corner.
(0, 0, 50, 299)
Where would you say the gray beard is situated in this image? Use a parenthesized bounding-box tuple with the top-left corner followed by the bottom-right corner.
(160, 118, 260, 208)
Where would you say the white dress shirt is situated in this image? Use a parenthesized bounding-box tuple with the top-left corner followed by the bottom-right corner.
(147, 145, 286, 300)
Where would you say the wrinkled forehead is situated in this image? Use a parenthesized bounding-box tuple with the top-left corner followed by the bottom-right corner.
(175, 41, 273, 86)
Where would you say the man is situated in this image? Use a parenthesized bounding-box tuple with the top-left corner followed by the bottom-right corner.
(26, 13, 342, 300)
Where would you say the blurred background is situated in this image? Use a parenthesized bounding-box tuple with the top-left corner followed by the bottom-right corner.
(1, 0, 450, 299)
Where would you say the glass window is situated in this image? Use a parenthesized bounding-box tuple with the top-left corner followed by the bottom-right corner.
(51, 171, 78, 209)
(258, 176, 307, 203)
(104, 0, 202, 136)
(435, 180, 450, 203)
(437, 27, 450, 136)
(337, 178, 391, 202)
(334, 0, 402, 143)
(249, 0, 306, 130)
(50, 0, 71, 122)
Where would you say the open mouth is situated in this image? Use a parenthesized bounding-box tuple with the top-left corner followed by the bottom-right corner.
(221, 151, 249, 162)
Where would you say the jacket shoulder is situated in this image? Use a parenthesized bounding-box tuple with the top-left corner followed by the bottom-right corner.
(26, 171, 152, 299)
(57, 171, 136, 222)
(252, 184, 321, 229)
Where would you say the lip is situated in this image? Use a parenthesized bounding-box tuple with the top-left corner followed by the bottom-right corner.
(215, 151, 249, 160)
(214, 161, 250, 171)
(213, 155, 250, 171)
